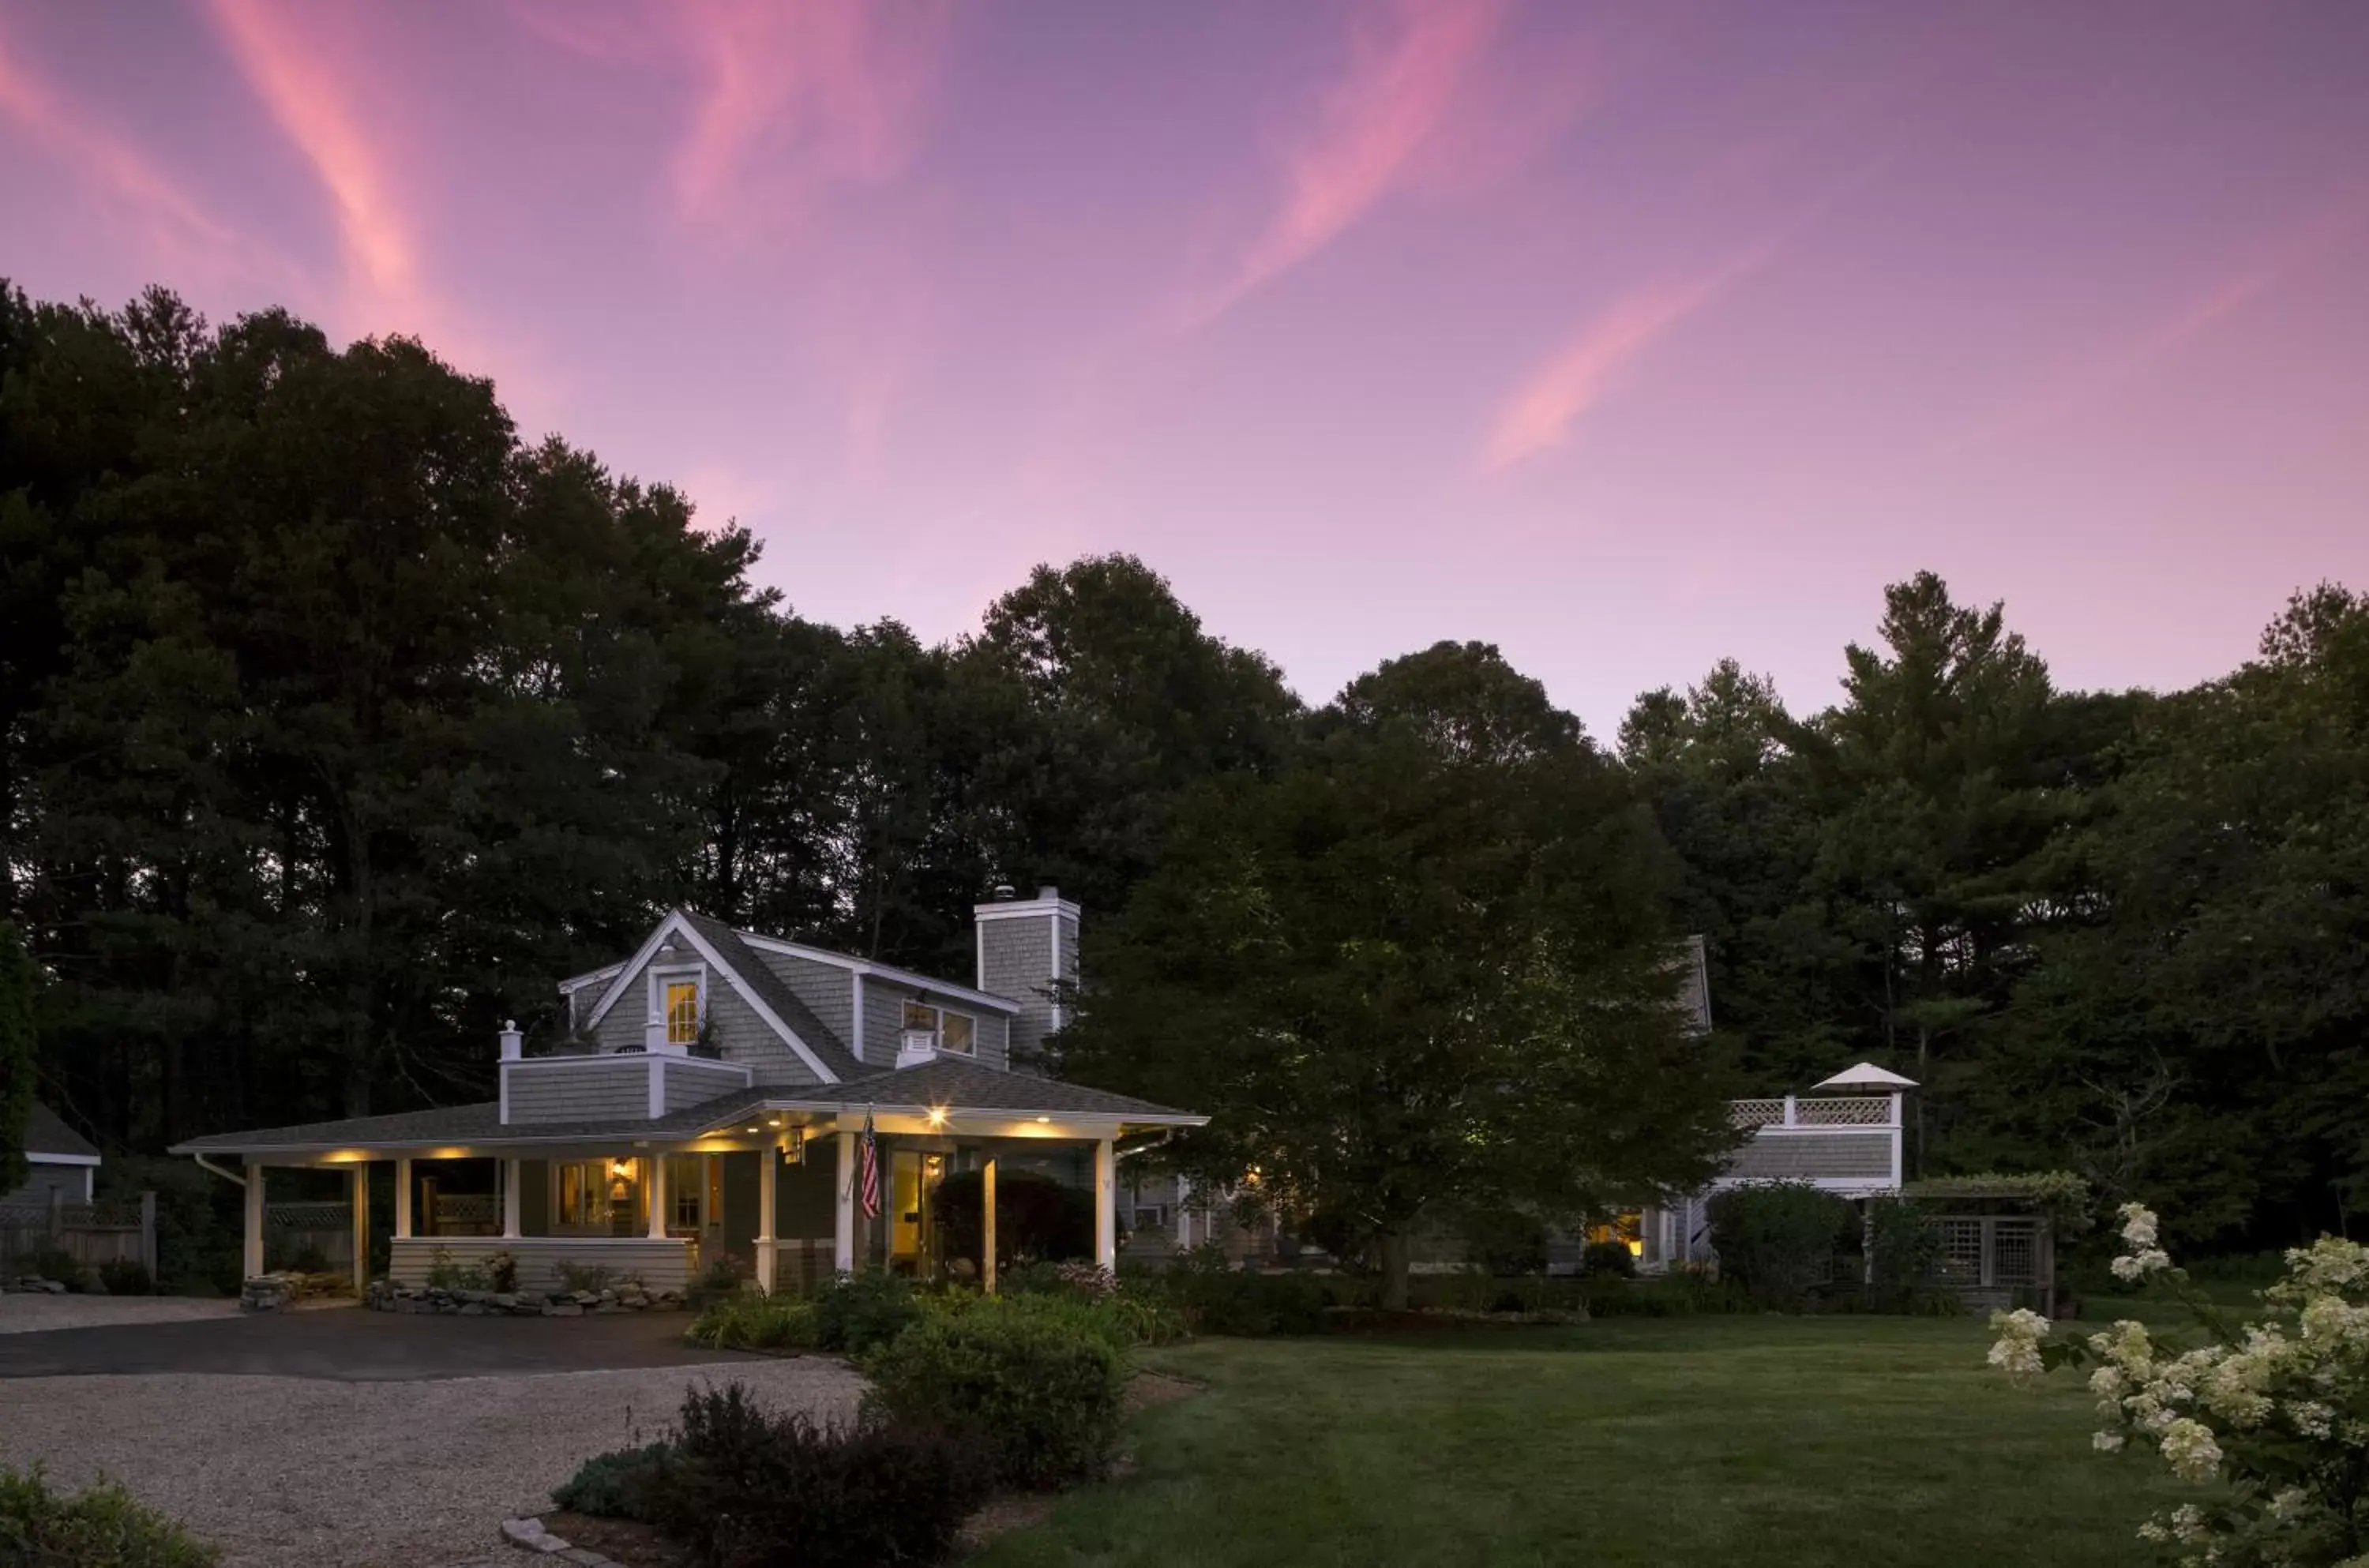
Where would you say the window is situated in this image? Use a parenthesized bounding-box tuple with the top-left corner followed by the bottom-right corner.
(666, 1153, 704, 1231)
(900, 1001, 975, 1054)
(557, 1158, 635, 1232)
(664, 978, 701, 1045)
(1132, 1205, 1169, 1232)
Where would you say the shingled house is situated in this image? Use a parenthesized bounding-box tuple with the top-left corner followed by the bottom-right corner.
(171, 887, 1204, 1295)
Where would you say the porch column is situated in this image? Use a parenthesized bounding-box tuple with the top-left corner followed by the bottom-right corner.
(242, 1160, 266, 1278)
(833, 1131, 855, 1273)
(393, 1157, 413, 1240)
(648, 1154, 669, 1240)
(982, 1157, 998, 1296)
(350, 1164, 372, 1287)
(502, 1158, 522, 1240)
(754, 1146, 779, 1295)
(1093, 1137, 1116, 1272)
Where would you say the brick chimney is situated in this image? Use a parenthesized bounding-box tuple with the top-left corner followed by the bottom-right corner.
(974, 885, 1078, 1068)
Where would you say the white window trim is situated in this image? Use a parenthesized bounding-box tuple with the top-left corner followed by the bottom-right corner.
(899, 1000, 978, 1056)
(648, 962, 708, 1048)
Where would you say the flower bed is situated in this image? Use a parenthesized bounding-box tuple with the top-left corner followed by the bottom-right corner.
(367, 1279, 686, 1317)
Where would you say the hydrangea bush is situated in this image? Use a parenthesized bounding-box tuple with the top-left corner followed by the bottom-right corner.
(1988, 1202, 2369, 1565)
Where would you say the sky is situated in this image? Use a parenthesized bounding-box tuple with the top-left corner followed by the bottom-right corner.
(4, 0, 2366, 735)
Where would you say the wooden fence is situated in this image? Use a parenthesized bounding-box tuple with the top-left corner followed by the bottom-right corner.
(2, 1191, 157, 1281)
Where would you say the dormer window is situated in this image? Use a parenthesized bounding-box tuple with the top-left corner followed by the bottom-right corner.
(649, 965, 705, 1049)
(902, 1000, 976, 1056)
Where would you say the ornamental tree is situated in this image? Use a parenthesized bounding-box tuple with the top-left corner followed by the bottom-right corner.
(1052, 641, 1738, 1310)
(1990, 1204, 2369, 1563)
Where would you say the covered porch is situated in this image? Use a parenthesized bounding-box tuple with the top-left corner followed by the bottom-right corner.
(179, 1060, 1200, 1296)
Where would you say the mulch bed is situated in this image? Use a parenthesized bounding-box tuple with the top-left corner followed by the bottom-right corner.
(532, 1371, 1205, 1565)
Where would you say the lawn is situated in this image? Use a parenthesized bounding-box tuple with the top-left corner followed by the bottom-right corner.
(975, 1314, 2190, 1568)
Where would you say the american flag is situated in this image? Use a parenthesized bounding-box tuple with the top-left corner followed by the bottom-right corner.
(858, 1111, 880, 1221)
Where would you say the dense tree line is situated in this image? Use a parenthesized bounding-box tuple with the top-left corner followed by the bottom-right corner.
(3, 283, 2360, 1253)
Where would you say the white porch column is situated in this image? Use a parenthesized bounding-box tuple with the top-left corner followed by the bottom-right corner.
(350, 1164, 372, 1286)
(754, 1146, 779, 1295)
(393, 1157, 413, 1240)
(1093, 1137, 1116, 1272)
(648, 1154, 669, 1240)
(833, 1131, 855, 1273)
(502, 1158, 522, 1240)
(242, 1160, 266, 1278)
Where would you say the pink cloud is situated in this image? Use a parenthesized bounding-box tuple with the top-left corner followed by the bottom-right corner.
(1482, 251, 1766, 473)
(1188, 0, 1504, 325)
(1945, 186, 2369, 453)
(666, 0, 952, 223)
(206, 0, 419, 323)
(0, 23, 258, 271)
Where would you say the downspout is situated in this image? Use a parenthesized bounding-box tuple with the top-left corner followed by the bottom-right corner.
(190, 1153, 246, 1187)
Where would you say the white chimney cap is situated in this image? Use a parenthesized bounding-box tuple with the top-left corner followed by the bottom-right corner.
(1813, 1061, 1918, 1090)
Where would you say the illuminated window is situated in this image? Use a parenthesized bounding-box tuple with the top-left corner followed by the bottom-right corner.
(901, 1001, 974, 1054)
(665, 979, 702, 1044)
(666, 1153, 704, 1231)
(557, 1159, 629, 1230)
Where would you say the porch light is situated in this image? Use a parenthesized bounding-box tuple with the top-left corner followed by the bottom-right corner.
(1035, 1115, 1049, 1123)
(609, 1158, 633, 1181)
(926, 1105, 948, 1127)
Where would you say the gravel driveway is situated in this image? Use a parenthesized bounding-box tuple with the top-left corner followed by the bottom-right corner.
(0, 1349, 865, 1568)
(0, 1294, 240, 1334)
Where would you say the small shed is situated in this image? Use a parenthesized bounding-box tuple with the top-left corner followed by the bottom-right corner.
(6, 1105, 100, 1205)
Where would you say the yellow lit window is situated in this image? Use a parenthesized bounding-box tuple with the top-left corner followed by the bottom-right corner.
(665, 980, 701, 1044)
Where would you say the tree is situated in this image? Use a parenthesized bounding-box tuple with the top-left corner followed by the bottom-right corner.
(1055, 642, 1736, 1308)
(0, 923, 34, 1192)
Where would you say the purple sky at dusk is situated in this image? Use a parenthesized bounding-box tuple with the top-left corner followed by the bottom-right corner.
(5, 0, 2366, 734)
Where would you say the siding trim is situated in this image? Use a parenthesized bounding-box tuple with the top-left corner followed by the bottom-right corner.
(735, 932, 1022, 1015)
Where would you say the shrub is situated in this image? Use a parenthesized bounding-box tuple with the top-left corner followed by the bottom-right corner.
(425, 1247, 492, 1292)
(1582, 1240, 1638, 1278)
(930, 1168, 1093, 1273)
(1866, 1198, 1946, 1289)
(554, 1260, 614, 1295)
(688, 1252, 749, 1306)
(551, 1442, 672, 1521)
(862, 1308, 1126, 1487)
(1583, 1273, 1755, 1318)
(685, 1295, 820, 1352)
(99, 1156, 240, 1298)
(813, 1270, 921, 1354)
(1151, 1245, 1330, 1336)
(917, 1281, 1188, 1352)
(484, 1249, 519, 1293)
(1706, 1182, 1853, 1307)
(0, 1465, 218, 1568)
(642, 1385, 989, 1568)
(1456, 1206, 1549, 1276)
(1991, 1205, 2369, 1564)
(98, 1259, 155, 1296)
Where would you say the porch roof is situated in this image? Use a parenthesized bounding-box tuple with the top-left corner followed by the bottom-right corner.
(169, 1060, 1201, 1157)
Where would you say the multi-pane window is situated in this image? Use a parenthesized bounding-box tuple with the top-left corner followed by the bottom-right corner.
(558, 1160, 626, 1231)
(664, 978, 701, 1045)
(666, 1153, 704, 1231)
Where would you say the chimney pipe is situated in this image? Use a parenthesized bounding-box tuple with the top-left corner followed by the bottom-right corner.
(992, 883, 1017, 902)
(1036, 885, 1058, 902)
(498, 1020, 523, 1061)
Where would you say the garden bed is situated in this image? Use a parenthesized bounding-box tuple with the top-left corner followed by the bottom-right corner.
(369, 1279, 687, 1317)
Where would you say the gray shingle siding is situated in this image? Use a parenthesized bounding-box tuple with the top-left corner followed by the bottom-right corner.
(1726, 1132, 1893, 1180)
(665, 1059, 749, 1112)
(707, 968, 828, 1089)
(2, 1163, 88, 1206)
(863, 979, 903, 1065)
(754, 951, 857, 1060)
(980, 915, 1057, 1065)
(505, 1060, 650, 1123)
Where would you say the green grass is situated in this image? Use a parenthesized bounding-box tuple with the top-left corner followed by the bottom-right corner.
(974, 1315, 2190, 1568)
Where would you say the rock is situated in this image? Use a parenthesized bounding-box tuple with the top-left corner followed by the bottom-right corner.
(500, 1518, 547, 1551)
(561, 1548, 610, 1566)
(459, 1302, 486, 1316)
(545, 1300, 583, 1317)
(40, 1280, 68, 1295)
(594, 1303, 621, 1314)
(572, 1290, 598, 1307)
(459, 1289, 492, 1304)
(492, 1292, 519, 1310)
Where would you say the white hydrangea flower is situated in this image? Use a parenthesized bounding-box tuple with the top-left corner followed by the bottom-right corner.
(2287, 1401, 2334, 1439)
(2089, 1365, 2127, 1400)
(2267, 1487, 2309, 1521)
(2170, 1504, 2209, 1541)
(2160, 1419, 2224, 1483)
(2119, 1203, 2160, 1251)
(2138, 1517, 2172, 1545)
(2093, 1430, 2125, 1452)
